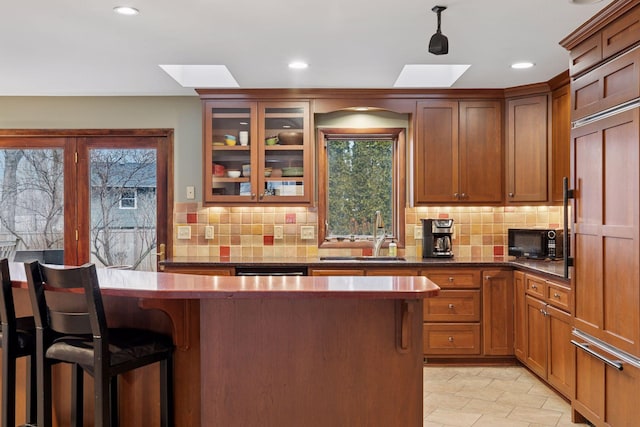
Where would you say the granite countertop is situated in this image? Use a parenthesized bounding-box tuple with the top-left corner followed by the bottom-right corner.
(162, 255, 570, 281)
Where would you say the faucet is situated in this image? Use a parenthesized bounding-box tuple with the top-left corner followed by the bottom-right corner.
(373, 210, 386, 257)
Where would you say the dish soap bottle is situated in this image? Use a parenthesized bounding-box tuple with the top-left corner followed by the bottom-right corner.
(388, 239, 397, 257)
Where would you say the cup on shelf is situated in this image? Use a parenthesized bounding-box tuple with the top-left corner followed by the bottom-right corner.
(239, 131, 249, 146)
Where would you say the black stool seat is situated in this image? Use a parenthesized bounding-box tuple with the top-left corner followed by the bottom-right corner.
(47, 328, 174, 374)
(0, 316, 35, 353)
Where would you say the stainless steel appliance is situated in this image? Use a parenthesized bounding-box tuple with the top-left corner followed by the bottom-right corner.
(422, 218, 454, 258)
(508, 228, 564, 260)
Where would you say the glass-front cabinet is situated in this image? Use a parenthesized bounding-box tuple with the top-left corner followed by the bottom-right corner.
(203, 100, 312, 205)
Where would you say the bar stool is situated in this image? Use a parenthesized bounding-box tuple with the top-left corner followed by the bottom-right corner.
(24, 261, 175, 427)
(0, 258, 36, 427)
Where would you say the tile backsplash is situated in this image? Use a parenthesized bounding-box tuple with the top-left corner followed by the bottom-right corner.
(172, 203, 564, 258)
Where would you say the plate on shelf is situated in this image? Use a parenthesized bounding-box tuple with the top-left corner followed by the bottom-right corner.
(281, 167, 303, 177)
(212, 142, 224, 146)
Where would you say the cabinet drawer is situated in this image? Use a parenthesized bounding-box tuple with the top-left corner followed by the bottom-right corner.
(569, 33, 602, 77)
(525, 275, 546, 299)
(572, 47, 640, 121)
(422, 269, 481, 289)
(423, 324, 481, 355)
(546, 283, 571, 311)
(601, 3, 640, 59)
(424, 290, 481, 322)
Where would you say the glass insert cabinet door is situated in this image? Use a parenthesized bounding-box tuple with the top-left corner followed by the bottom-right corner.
(204, 100, 311, 204)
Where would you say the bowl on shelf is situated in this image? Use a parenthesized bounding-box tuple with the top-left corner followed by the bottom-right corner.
(227, 170, 241, 178)
(265, 136, 278, 146)
(277, 131, 303, 145)
(264, 167, 273, 177)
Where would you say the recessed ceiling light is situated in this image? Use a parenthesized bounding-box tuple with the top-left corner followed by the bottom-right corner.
(288, 62, 309, 70)
(113, 6, 140, 16)
(393, 64, 470, 88)
(511, 62, 535, 69)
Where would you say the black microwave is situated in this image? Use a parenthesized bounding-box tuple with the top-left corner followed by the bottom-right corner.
(508, 228, 564, 260)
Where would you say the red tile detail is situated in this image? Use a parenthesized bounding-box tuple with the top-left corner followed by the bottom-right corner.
(186, 213, 198, 224)
(362, 248, 373, 256)
(220, 246, 231, 257)
(263, 235, 274, 246)
(285, 213, 297, 224)
(493, 245, 504, 256)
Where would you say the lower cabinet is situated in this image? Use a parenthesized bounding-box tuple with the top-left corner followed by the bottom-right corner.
(515, 272, 574, 399)
(423, 268, 513, 359)
(162, 265, 234, 275)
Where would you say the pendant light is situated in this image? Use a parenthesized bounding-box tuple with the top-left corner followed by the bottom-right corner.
(428, 6, 449, 55)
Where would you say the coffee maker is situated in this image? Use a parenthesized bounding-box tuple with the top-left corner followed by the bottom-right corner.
(422, 218, 454, 258)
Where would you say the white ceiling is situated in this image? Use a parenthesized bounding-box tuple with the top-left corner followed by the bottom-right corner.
(1, 0, 613, 96)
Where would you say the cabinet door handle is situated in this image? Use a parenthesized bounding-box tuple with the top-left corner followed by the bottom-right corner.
(453, 193, 459, 199)
(571, 340, 624, 371)
(485, 276, 491, 280)
(508, 192, 514, 197)
(448, 336, 454, 342)
(448, 304, 454, 309)
(461, 193, 467, 199)
(448, 277, 454, 282)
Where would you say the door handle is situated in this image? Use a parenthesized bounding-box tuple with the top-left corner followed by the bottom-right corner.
(154, 243, 166, 271)
(571, 340, 623, 371)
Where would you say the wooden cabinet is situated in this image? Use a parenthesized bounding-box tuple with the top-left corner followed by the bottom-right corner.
(202, 100, 312, 205)
(506, 94, 549, 202)
(482, 269, 514, 355)
(415, 100, 503, 204)
(422, 268, 484, 356)
(516, 272, 574, 399)
(162, 265, 234, 276)
(308, 268, 417, 276)
(308, 268, 364, 276)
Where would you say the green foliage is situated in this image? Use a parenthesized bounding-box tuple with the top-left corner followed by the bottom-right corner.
(327, 140, 392, 236)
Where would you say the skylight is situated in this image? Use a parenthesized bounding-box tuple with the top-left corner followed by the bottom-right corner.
(393, 64, 470, 88)
(159, 65, 239, 88)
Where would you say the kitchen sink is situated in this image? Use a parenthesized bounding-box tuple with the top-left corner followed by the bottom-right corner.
(319, 256, 406, 262)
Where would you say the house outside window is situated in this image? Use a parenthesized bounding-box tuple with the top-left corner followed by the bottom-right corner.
(119, 189, 137, 209)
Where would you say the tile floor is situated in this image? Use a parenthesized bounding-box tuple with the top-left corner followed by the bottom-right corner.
(423, 366, 591, 427)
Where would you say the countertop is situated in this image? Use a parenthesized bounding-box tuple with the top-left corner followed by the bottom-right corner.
(8, 262, 439, 300)
(162, 255, 570, 280)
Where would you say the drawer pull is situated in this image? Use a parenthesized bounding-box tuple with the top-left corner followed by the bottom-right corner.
(571, 340, 623, 371)
(448, 336, 454, 342)
(448, 303, 454, 309)
(448, 277, 454, 282)
(531, 284, 538, 290)
(554, 292, 561, 298)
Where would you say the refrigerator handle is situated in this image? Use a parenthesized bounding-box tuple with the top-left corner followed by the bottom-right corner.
(563, 177, 574, 279)
(571, 340, 624, 371)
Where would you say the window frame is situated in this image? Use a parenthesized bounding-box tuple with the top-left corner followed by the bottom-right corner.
(317, 127, 406, 249)
(119, 188, 138, 209)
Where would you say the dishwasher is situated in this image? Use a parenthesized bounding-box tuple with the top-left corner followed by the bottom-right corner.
(234, 266, 308, 276)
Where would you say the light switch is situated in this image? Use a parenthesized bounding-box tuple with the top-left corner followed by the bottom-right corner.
(186, 186, 195, 199)
(274, 225, 284, 240)
(205, 226, 214, 239)
(414, 226, 423, 239)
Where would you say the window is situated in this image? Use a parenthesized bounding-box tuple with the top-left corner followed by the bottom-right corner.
(119, 188, 138, 209)
(318, 128, 406, 248)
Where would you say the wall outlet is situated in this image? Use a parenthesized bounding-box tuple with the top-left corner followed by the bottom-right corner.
(274, 225, 284, 240)
(301, 226, 315, 240)
(186, 185, 195, 200)
(205, 225, 214, 240)
(177, 226, 191, 240)
(414, 225, 423, 239)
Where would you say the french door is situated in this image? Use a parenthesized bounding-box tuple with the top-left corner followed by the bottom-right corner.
(0, 130, 172, 271)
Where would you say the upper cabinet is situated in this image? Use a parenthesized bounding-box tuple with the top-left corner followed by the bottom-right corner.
(415, 100, 503, 204)
(551, 84, 571, 202)
(202, 100, 312, 205)
(506, 94, 549, 203)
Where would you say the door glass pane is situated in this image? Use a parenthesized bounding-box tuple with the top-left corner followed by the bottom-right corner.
(90, 149, 157, 271)
(0, 149, 65, 263)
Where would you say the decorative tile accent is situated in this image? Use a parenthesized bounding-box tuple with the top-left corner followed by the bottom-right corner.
(187, 213, 198, 223)
(285, 213, 297, 224)
(263, 235, 274, 246)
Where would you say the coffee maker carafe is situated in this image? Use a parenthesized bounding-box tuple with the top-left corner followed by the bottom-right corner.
(422, 218, 454, 258)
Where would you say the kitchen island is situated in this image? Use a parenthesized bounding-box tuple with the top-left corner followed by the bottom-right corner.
(7, 263, 439, 427)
